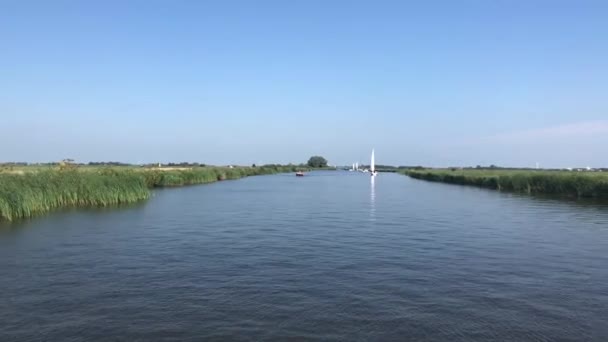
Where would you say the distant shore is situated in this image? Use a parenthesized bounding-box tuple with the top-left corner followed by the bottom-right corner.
(401, 169, 608, 199)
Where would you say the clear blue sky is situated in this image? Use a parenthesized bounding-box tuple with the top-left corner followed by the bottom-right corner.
(2, 0, 607, 167)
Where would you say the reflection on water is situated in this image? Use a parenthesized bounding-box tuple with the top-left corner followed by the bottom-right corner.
(370, 175, 376, 221)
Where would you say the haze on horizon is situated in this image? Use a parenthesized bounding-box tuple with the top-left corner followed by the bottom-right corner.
(1, 1, 607, 168)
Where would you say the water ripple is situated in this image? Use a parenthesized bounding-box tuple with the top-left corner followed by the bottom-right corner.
(1, 172, 608, 341)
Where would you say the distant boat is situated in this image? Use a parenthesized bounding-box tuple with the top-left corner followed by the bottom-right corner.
(296, 171, 304, 177)
(370, 149, 377, 176)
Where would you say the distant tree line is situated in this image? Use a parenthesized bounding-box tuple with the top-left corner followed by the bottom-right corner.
(0, 162, 28, 166)
(141, 162, 207, 168)
(3, 160, 605, 172)
(88, 161, 132, 166)
(165, 162, 206, 167)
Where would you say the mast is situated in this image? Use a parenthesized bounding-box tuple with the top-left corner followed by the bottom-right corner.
(371, 149, 375, 173)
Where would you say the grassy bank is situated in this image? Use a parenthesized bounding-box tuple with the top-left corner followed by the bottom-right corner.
(0, 165, 302, 221)
(401, 169, 608, 199)
(141, 165, 302, 187)
(0, 170, 150, 221)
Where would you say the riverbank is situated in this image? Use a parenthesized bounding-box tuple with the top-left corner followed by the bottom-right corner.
(0, 165, 303, 221)
(401, 169, 608, 199)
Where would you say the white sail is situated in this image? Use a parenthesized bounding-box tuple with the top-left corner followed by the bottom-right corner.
(371, 149, 375, 173)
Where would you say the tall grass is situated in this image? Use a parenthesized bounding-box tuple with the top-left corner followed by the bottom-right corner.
(401, 169, 608, 198)
(141, 165, 301, 187)
(0, 169, 150, 221)
(0, 165, 302, 221)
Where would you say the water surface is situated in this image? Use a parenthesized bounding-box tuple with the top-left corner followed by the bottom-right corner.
(1, 171, 607, 341)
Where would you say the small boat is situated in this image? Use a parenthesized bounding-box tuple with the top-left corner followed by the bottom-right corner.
(296, 171, 304, 177)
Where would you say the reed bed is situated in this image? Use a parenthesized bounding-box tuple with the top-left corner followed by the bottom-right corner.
(141, 165, 300, 187)
(0, 165, 301, 221)
(0, 169, 150, 221)
(401, 169, 608, 199)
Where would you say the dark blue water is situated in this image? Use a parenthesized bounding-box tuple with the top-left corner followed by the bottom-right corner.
(1, 171, 607, 341)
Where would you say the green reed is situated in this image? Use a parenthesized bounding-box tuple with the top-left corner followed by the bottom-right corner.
(0, 169, 150, 221)
(401, 169, 608, 198)
(0, 165, 303, 221)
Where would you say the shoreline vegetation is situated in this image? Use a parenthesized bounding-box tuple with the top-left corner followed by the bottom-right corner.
(0, 165, 308, 221)
(4, 162, 606, 221)
(401, 169, 608, 199)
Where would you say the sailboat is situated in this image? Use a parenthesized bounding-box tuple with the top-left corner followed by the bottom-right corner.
(370, 149, 378, 176)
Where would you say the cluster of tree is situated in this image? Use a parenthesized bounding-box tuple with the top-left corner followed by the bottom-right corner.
(307, 156, 328, 168)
